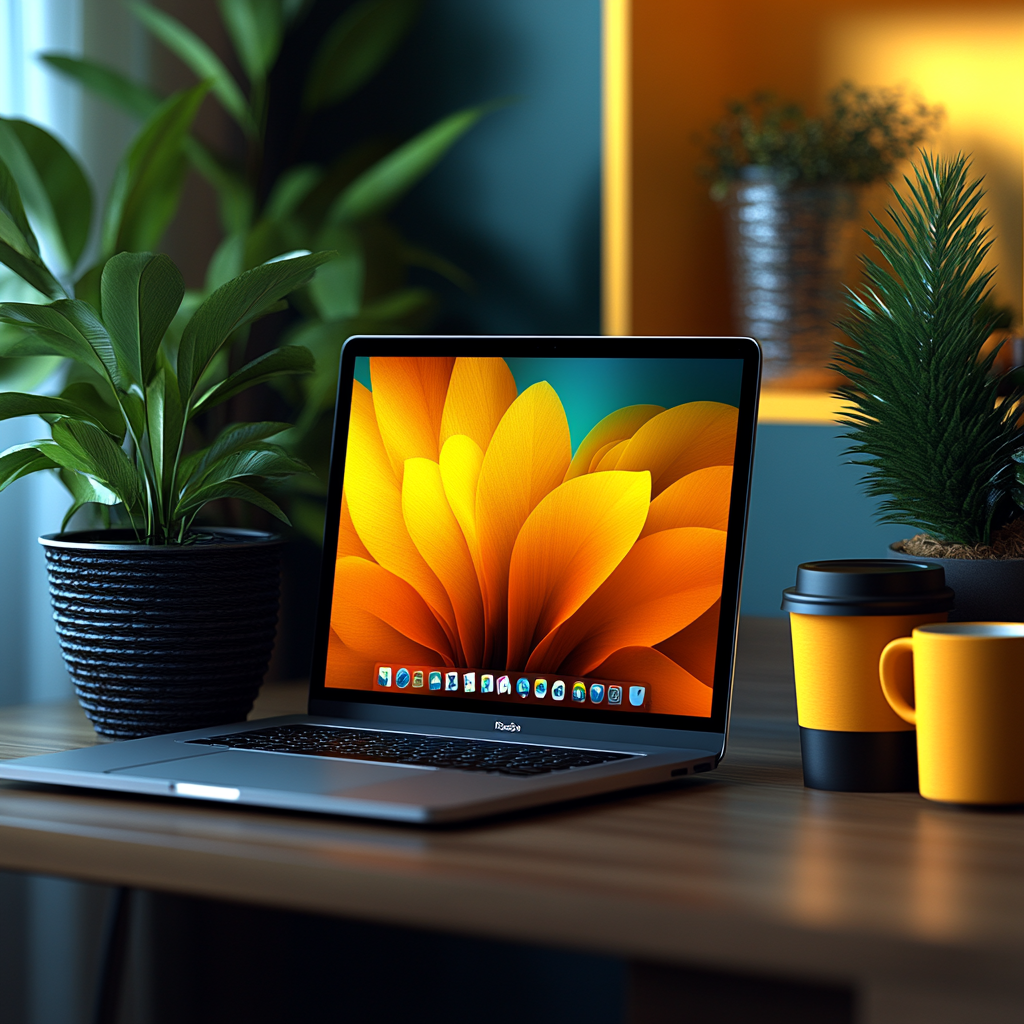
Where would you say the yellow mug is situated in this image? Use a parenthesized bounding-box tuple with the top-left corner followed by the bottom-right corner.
(880, 623, 1024, 805)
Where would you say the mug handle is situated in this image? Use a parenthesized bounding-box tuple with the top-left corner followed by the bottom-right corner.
(879, 636, 917, 725)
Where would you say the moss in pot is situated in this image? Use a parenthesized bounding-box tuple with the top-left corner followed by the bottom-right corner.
(0, 203, 334, 733)
(833, 152, 1024, 622)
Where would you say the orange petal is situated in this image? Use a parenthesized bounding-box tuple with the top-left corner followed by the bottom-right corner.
(526, 527, 726, 675)
(403, 458, 484, 666)
(370, 356, 455, 479)
(506, 470, 651, 670)
(615, 402, 738, 497)
(440, 357, 518, 453)
(587, 440, 620, 473)
(343, 381, 457, 639)
(338, 489, 372, 560)
(565, 404, 664, 480)
(325, 630, 375, 690)
(439, 434, 484, 565)
(476, 382, 571, 664)
(593, 438, 629, 472)
(595, 646, 713, 716)
(332, 556, 454, 666)
(640, 466, 733, 537)
(655, 599, 722, 687)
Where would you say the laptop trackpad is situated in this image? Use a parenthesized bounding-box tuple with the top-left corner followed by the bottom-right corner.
(107, 750, 422, 794)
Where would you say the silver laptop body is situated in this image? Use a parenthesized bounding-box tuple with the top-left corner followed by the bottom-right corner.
(0, 336, 761, 823)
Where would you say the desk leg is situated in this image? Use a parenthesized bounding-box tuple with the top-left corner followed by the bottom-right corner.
(863, 983, 1024, 1024)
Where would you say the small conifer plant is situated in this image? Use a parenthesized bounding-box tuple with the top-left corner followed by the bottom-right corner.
(833, 152, 1024, 548)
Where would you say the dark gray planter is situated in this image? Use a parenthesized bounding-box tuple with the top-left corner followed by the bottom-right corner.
(40, 528, 282, 739)
(888, 543, 1024, 622)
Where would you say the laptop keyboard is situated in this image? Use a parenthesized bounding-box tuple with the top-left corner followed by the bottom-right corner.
(187, 724, 636, 777)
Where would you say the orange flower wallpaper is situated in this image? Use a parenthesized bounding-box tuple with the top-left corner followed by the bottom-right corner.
(327, 356, 739, 717)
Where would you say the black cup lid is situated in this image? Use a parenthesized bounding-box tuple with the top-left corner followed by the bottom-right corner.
(781, 559, 954, 616)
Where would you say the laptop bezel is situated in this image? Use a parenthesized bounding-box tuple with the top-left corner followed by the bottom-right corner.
(306, 336, 761, 749)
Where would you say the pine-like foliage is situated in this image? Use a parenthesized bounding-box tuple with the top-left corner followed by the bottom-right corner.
(833, 152, 1024, 546)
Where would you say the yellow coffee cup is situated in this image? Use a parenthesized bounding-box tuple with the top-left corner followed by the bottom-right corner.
(880, 623, 1024, 805)
(782, 560, 952, 791)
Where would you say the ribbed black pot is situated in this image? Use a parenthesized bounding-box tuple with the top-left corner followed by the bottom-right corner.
(40, 529, 282, 739)
(888, 544, 1024, 622)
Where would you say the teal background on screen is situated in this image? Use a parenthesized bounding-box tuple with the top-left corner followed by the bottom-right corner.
(353, 356, 743, 450)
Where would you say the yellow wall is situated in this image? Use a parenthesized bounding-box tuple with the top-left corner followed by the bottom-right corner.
(613, 0, 1024, 337)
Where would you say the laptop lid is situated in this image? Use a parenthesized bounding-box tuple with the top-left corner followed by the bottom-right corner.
(307, 336, 761, 751)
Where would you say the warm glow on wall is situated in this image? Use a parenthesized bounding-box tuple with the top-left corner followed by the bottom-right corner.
(824, 12, 1024, 315)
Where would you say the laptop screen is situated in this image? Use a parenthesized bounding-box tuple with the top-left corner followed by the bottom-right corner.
(313, 338, 759, 733)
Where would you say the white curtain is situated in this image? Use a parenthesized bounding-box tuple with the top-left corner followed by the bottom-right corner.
(0, 0, 145, 707)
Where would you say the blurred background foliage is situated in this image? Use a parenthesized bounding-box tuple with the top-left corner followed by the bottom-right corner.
(2, 0, 485, 542)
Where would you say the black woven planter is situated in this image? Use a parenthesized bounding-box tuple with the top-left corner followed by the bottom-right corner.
(40, 528, 282, 739)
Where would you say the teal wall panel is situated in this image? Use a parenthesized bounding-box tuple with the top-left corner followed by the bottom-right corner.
(743, 424, 908, 615)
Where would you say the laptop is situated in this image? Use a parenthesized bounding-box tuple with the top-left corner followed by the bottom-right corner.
(0, 336, 761, 823)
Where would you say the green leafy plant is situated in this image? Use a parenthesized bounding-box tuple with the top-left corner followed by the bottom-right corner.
(707, 82, 943, 193)
(43, 0, 486, 538)
(0, 145, 333, 542)
(833, 152, 1024, 547)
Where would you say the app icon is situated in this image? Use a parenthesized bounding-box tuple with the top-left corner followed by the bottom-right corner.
(396, 668, 410, 689)
(377, 667, 392, 688)
(572, 681, 586, 702)
(589, 683, 605, 703)
(551, 680, 565, 701)
(412, 670, 424, 688)
(629, 686, 646, 707)
(481, 674, 494, 693)
(463, 672, 476, 693)
(497, 675, 511, 695)
(534, 679, 547, 698)
(516, 677, 530, 697)
(607, 685, 622, 705)
(428, 671, 442, 690)
(445, 671, 459, 691)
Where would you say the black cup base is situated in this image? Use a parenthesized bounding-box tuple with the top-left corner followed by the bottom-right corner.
(800, 727, 918, 792)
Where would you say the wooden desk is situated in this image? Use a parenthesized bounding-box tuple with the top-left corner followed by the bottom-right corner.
(1, 619, 1022, 1023)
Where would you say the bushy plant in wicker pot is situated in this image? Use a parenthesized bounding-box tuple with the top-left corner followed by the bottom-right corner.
(0, 167, 333, 735)
(708, 83, 942, 386)
(834, 152, 1024, 621)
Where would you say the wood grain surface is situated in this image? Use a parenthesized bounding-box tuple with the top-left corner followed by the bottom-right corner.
(2, 620, 1023, 1016)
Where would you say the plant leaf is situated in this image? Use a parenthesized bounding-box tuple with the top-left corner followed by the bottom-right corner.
(0, 443, 59, 493)
(51, 418, 142, 512)
(176, 251, 334, 404)
(307, 230, 362, 320)
(328, 106, 482, 223)
(0, 155, 65, 298)
(101, 252, 184, 387)
(263, 164, 322, 221)
(130, 2, 255, 135)
(191, 345, 314, 416)
(176, 478, 290, 524)
(60, 380, 126, 440)
(101, 82, 210, 257)
(303, 0, 419, 111)
(183, 138, 253, 234)
(146, 365, 183, 501)
(0, 119, 93, 271)
(217, 0, 283, 83)
(0, 300, 115, 381)
(40, 54, 161, 120)
(59, 468, 119, 531)
(0, 391, 116, 432)
(178, 420, 292, 485)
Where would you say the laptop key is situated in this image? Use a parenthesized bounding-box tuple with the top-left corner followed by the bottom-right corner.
(188, 724, 636, 776)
